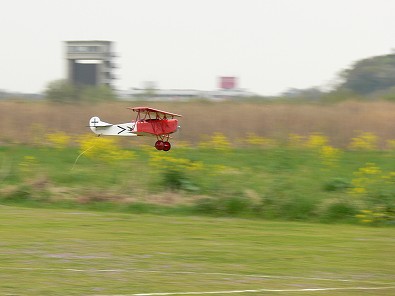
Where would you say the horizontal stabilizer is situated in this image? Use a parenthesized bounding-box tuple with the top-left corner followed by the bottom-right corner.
(89, 116, 113, 127)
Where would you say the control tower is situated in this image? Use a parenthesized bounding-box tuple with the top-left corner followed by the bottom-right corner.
(65, 40, 116, 88)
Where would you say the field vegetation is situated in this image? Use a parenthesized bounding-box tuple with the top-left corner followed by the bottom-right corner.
(1, 100, 395, 225)
(1, 100, 395, 146)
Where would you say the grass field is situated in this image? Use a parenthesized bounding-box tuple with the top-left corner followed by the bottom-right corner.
(0, 205, 394, 295)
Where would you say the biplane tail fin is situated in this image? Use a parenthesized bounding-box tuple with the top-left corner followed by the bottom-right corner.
(89, 117, 113, 128)
(88, 116, 113, 135)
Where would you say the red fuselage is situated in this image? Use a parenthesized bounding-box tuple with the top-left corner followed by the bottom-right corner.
(136, 119, 179, 136)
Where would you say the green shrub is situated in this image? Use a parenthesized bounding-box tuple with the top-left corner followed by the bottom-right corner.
(324, 178, 351, 192)
(316, 198, 359, 223)
(4, 185, 31, 202)
(194, 195, 253, 217)
(220, 195, 252, 215)
(194, 197, 219, 215)
(162, 169, 199, 191)
(277, 196, 317, 221)
(163, 169, 184, 190)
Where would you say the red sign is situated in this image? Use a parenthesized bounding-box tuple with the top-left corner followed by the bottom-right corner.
(220, 77, 237, 89)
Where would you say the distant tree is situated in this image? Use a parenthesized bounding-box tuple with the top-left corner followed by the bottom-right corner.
(339, 54, 395, 95)
(79, 85, 117, 102)
(281, 87, 324, 100)
(45, 80, 117, 102)
(45, 80, 78, 102)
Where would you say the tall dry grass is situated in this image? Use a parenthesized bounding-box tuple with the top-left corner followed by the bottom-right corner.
(1, 100, 395, 147)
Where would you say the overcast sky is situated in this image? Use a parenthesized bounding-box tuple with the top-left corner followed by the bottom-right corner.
(1, 0, 395, 96)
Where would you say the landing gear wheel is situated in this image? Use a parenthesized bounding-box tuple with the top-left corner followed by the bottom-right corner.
(155, 140, 164, 150)
(163, 141, 171, 151)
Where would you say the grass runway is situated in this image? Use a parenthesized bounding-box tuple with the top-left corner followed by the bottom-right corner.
(0, 206, 394, 295)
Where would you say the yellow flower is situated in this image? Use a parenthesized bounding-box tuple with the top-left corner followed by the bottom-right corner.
(19, 155, 38, 173)
(199, 132, 231, 151)
(77, 134, 135, 163)
(348, 132, 378, 150)
(288, 133, 305, 148)
(46, 132, 71, 149)
(319, 145, 341, 167)
(356, 207, 390, 225)
(383, 171, 395, 183)
(349, 163, 383, 196)
(305, 133, 329, 149)
(349, 187, 366, 195)
(358, 163, 381, 175)
(175, 141, 192, 148)
(148, 151, 203, 172)
(386, 139, 395, 150)
(244, 133, 277, 148)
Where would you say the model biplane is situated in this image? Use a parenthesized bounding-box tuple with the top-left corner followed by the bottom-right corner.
(89, 107, 182, 151)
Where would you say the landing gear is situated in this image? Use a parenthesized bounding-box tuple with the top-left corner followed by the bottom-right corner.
(155, 140, 171, 151)
(163, 141, 171, 151)
(155, 140, 164, 150)
(155, 135, 172, 151)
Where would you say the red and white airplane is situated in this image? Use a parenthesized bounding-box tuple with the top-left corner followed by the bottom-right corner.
(89, 107, 182, 151)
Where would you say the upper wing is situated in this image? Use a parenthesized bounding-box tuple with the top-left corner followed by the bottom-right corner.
(127, 106, 183, 118)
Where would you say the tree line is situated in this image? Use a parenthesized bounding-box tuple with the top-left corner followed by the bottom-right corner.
(45, 80, 116, 103)
(45, 52, 395, 102)
(280, 52, 395, 101)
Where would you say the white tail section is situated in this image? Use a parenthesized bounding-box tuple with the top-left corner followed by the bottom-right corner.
(89, 117, 112, 128)
(89, 117, 138, 137)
